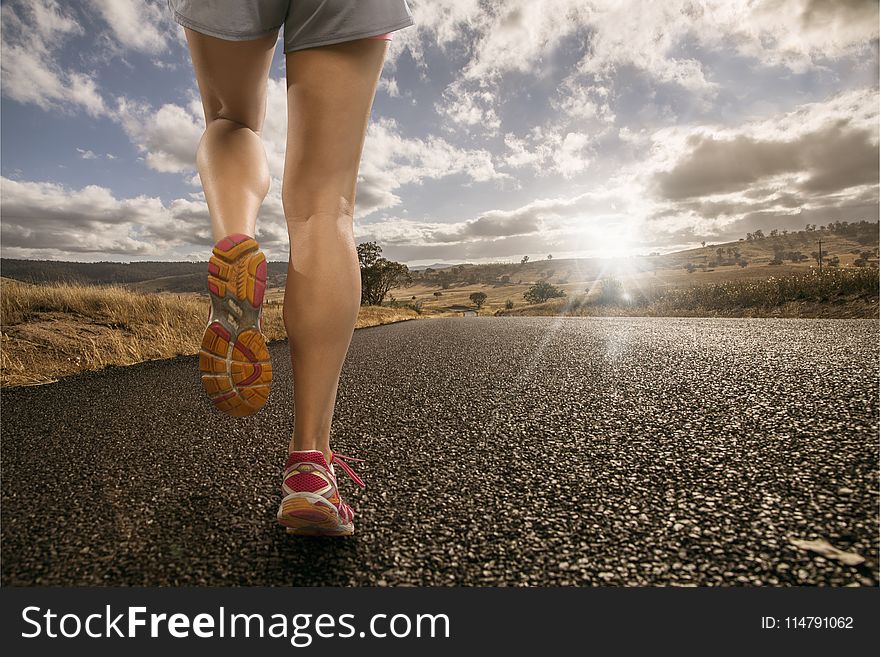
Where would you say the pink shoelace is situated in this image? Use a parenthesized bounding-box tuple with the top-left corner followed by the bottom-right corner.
(330, 452, 366, 489)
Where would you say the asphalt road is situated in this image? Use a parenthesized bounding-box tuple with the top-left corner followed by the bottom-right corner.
(2, 317, 877, 586)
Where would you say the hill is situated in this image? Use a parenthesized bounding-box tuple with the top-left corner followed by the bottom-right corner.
(1, 221, 876, 294)
(0, 259, 289, 292)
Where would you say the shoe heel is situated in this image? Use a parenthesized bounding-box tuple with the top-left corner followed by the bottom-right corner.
(199, 234, 272, 417)
(278, 495, 354, 536)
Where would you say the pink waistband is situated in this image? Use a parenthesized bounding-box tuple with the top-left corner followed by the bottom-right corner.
(368, 32, 393, 41)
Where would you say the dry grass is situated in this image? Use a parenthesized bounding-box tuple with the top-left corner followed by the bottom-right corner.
(0, 280, 419, 387)
(497, 268, 880, 319)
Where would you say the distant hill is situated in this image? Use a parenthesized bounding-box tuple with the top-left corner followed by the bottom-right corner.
(0, 259, 289, 292)
(408, 262, 462, 271)
(1, 221, 875, 291)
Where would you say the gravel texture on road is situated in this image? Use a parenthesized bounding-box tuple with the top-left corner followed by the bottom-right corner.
(2, 317, 877, 586)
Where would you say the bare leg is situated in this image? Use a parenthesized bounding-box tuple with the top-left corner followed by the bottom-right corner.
(282, 39, 388, 460)
(183, 28, 276, 241)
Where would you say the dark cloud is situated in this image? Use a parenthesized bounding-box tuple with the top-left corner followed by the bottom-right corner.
(376, 232, 560, 264)
(682, 191, 810, 218)
(655, 120, 879, 200)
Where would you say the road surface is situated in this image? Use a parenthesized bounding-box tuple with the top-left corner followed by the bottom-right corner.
(2, 317, 877, 586)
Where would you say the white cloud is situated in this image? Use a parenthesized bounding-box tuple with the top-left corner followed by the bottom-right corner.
(502, 127, 593, 178)
(89, 0, 171, 55)
(0, 176, 181, 256)
(361, 87, 879, 261)
(1, 0, 106, 116)
(112, 96, 204, 173)
(357, 117, 509, 214)
(407, 0, 877, 136)
(76, 148, 98, 160)
(637, 88, 880, 237)
(377, 77, 401, 98)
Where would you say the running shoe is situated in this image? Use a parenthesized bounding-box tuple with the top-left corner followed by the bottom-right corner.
(277, 450, 365, 536)
(199, 233, 272, 417)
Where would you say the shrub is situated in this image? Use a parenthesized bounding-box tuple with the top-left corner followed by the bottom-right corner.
(661, 267, 877, 308)
(405, 300, 424, 314)
(469, 291, 488, 308)
(595, 277, 625, 305)
(524, 281, 566, 304)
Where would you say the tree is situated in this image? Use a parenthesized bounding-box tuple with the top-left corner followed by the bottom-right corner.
(357, 241, 382, 268)
(547, 254, 553, 260)
(469, 292, 487, 308)
(521, 255, 530, 265)
(596, 277, 626, 304)
(357, 241, 411, 305)
(524, 281, 566, 304)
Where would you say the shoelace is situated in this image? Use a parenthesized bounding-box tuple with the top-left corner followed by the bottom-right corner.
(330, 452, 366, 489)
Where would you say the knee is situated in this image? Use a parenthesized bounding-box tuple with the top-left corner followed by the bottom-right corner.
(205, 116, 260, 135)
(204, 98, 263, 134)
(282, 182, 355, 227)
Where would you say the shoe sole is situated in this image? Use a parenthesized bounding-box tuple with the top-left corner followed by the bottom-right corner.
(277, 493, 354, 536)
(199, 233, 272, 417)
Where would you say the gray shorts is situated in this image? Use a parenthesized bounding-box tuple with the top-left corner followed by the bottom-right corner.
(167, 0, 414, 53)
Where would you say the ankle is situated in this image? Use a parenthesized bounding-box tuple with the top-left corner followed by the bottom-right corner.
(288, 441, 331, 465)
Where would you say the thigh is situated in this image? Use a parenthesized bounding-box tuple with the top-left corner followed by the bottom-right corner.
(184, 27, 278, 131)
(283, 38, 388, 219)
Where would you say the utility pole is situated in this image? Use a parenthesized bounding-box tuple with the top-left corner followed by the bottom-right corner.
(818, 238, 823, 273)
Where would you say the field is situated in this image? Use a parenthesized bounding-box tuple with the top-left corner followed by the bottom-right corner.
(0, 280, 421, 387)
(1, 225, 876, 386)
(393, 228, 879, 317)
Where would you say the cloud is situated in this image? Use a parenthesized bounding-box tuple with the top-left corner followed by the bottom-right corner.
(356, 117, 509, 215)
(1, 0, 178, 121)
(89, 0, 171, 55)
(112, 96, 204, 173)
(76, 148, 98, 160)
(502, 127, 593, 178)
(0, 176, 176, 256)
(652, 86, 880, 204)
(0, 173, 300, 260)
(405, 0, 877, 139)
(1, 0, 106, 116)
(357, 187, 636, 261)
(639, 89, 880, 241)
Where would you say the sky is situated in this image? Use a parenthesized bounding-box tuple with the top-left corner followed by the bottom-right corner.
(1, 0, 878, 265)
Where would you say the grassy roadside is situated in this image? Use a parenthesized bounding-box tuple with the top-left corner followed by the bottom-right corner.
(2, 268, 877, 386)
(496, 268, 879, 319)
(0, 280, 421, 387)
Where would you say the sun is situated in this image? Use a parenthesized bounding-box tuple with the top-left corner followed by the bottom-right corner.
(573, 222, 637, 260)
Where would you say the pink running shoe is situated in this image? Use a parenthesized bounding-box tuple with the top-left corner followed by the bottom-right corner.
(277, 450, 365, 536)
